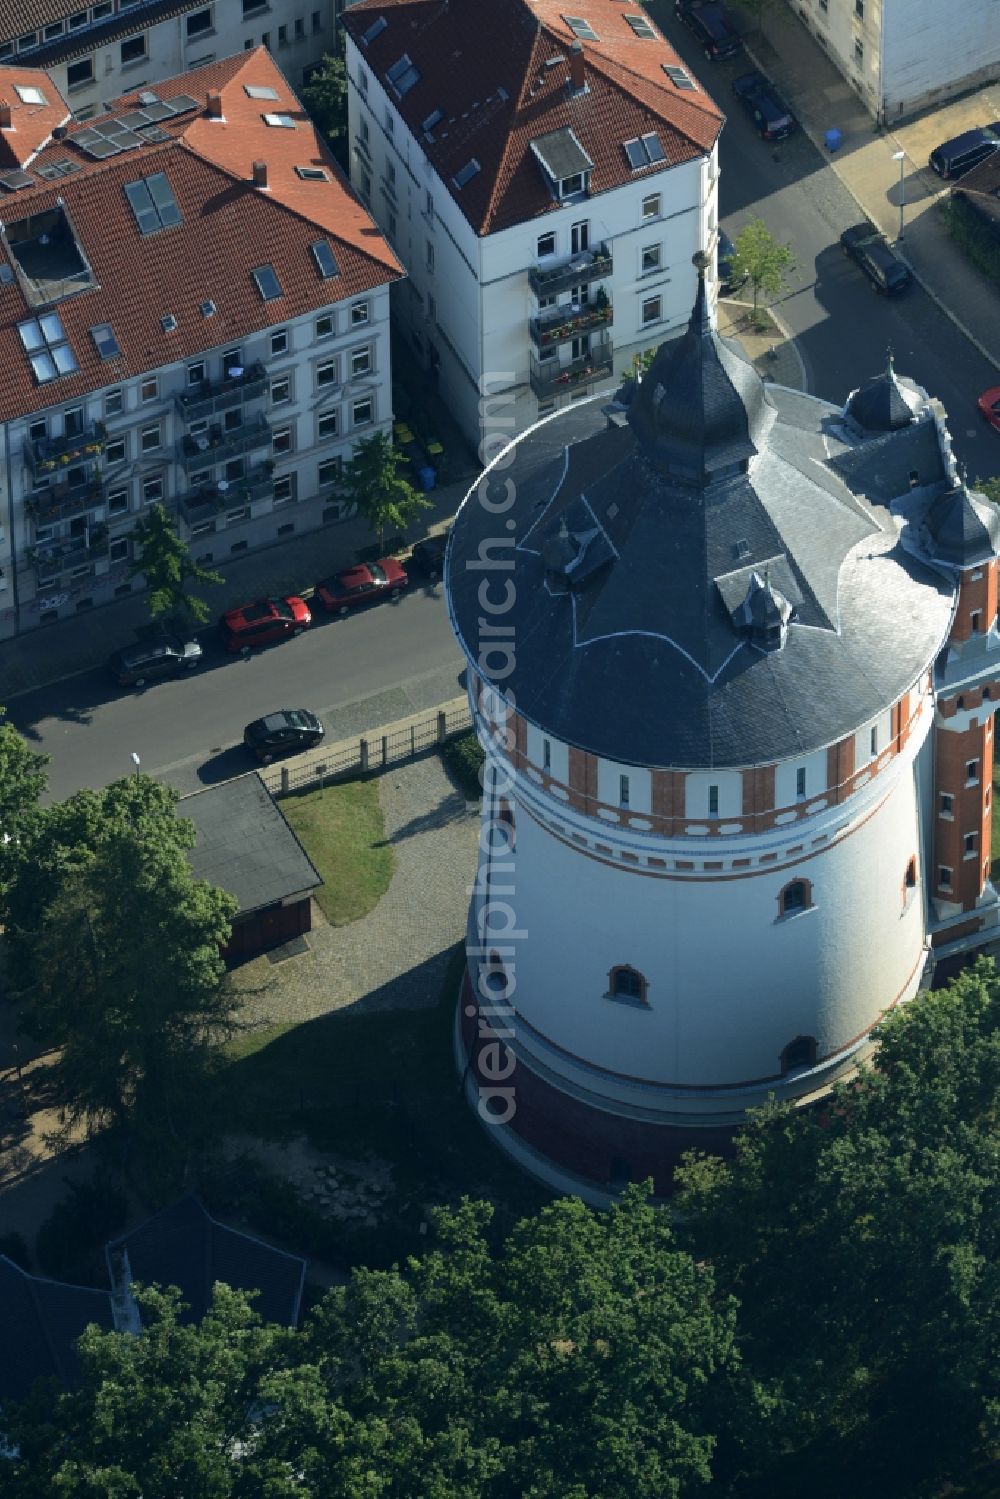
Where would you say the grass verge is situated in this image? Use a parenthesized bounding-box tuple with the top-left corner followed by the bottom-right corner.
(280, 777, 394, 926)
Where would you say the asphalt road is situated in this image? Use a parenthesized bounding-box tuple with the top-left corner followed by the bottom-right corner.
(664, 19, 1000, 481)
(11, 585, 466, 802)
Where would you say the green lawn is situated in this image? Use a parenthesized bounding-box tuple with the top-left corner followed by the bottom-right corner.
(280, 777, 394, 926)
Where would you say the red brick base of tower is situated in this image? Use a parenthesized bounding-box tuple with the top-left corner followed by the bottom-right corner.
(458, 972, 737, 1196)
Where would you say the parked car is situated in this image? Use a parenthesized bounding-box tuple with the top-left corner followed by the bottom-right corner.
(839, 222, 913, 295)
(675, 0, 743, 59)
(409, 528, 451, 580)
(717, 230, 747, 295)
(731, 71, 797, 141)
(929, 126, 1000, 180)
(313, 557, 409, 614)
(243, 708, 325, 763)
(108, 634, 203, 687)
(219, 595, 311, 652)
(977, 385, 1000, 432)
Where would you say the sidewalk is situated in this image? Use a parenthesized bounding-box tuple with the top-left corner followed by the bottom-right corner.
(741, 3, 1000, 372)
(0, 474, 473, 704)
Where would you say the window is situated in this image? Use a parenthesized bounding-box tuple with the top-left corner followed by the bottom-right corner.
(571, 220, 589, 254)
(105, 437, 126, 466)
(273, 474, 295, 503)
(536, 231, 557, 260)
(854, 0, 864, 16)
(140, 376, 158, 402)
(938, 865, 953, 891)
(263, 111, 296, 128)
(854, 37, 863, 65)
(295, 16, 304, 37)
(18, 313, 78, 383)
(641, 243, 661, 273)
(708, 783, 719, 817)
(66, 57, 94, 89)
(310, 240, 339, 278)
(140, 422, 161, 453)
(965, 832, 978, 857)
(244, 84, 278, 100)
(271, 328, 288, 357)
(359, 169, 372, 202)
(967, 759, 980, 784)
(64, 407, 84, 438)
(559, 172, 584, 197)
(242, 0, 265, 13)
(939, 792, 954, 817)
(316, 313, 334, 338)
(277, 23, 287, 44)
(17, 32, 38, 50)
(641, 295, 661, 326)
(795, 766, 806, 799)
(619, 774, 630, 808)
(350, 347, 371, 377)
(427, 294, 437, 321)
(870, 725, 878, 757)
(623, 133, 665, 170)
(109, 536, 130, 564)
(142, 476, 163, 505)
(387, 211, 397, 239)
(29, 418, 47, 442)
(542, 737, 551, 771)
(359, 66, 368, 95)
(316, 359, 338, 388)
(972, 610, 982, 633)
(608, 965, 648, 1005)
(904, 857, 917, 890)
(124, 173, 181, 234)
(318, 457, 341, 486)
(778, 879, 811, 919)
(318, 411, 338, 440)
(313, 9, 322, 31)
(351, 300, 370, 326)
(273, 425, 292, 455)
(105, 388, 123, 417)
(425, 239, 435, 273)
(641, 193, 661, 221)
(121, 33, 147, 65)
(16, 82, 47, 104)
(359, 115, 370, 147)
(352, 397, 373, 427)
(252, 263, 283, 300)
(186, 8, 212, 38)
(425, 190, 434, 221)
(780, 1036, 817, 1073)
(271, 375, 291, 404)
(262, 35, 271, 50)
(107, 487, 129, 516)
(187, 360, 206, 386)
(68, 12, 88, 29)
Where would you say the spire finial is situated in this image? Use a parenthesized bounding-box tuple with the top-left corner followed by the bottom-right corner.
(886, 342, 894, 375)
(692, 249, 711, 278)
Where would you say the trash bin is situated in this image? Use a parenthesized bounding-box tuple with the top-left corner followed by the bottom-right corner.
(417, 465, 437, 492)
(825, 127, 842, 152)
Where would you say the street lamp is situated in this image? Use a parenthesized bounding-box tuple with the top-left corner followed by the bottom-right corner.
(892, 149, 906, 242)
(130, 751, 140, 776)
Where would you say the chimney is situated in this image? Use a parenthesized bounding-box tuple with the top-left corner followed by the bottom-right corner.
(0, 101, 11, 130)
(252, 159, 268, 189)
(53, 123, 67, 139)
(206, 90, 223, 119)
(568, 40, 585, 93)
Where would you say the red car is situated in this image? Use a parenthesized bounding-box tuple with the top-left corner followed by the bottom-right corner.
(219, 594, 311, 652)
(313, 557, 409, 614)
(978, 386, 1000, 432)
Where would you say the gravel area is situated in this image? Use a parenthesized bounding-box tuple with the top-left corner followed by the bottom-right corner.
(230, 752, 480, 1029)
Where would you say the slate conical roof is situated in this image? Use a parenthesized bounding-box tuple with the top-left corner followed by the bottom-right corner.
(627, 253, 768, 480)
(845, 350, 922, 433)
(923, 473, 1000, 568)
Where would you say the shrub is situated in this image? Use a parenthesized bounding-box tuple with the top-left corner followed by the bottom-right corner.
(441, 730, 484, 802)
(35, 1172, 128, 1281)
(939, 195, 1000, 289)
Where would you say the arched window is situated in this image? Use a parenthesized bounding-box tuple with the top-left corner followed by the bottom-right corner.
(607, 965, 649, 1006)
(781, 1036, 817, 1073)
(778, 878, 812, 919)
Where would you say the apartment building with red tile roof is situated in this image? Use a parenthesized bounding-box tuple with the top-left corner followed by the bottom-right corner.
(0, 47, 403, 636)
(342, 0, 724, 445)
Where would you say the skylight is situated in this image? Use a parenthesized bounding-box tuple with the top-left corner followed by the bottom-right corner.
(563, 15, 598, 39)
(263, 112, 296, 128)
(624, 13, 656, 38)
(386, 53, 420, 96)
(244, 84, 279, 100)
(663, 62, 696, 90)
(252, 263, 283, 301)
(90, 322, 121, 359)
(18, 312, 78, 383)
(200, 299, 217, 317)
(15, 84, 46, 105)
(452, 158, 481, 190)
(296, 165, 328, 180)
(623, 132, 665, 169)
(160, 313, 178, 333)
(124, 172, 182, 234)
(361, 15, 387, 43)
(310, 240, 339, 278)
(422, 107, 443, 139)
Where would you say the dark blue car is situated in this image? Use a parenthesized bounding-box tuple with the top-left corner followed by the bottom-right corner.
(675, 1, 744, 59)
(732, 70, 797, 141)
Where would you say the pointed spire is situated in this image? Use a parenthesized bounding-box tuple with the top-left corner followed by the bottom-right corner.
(886, 342, 894, 376)
(690, 248, 712, 337)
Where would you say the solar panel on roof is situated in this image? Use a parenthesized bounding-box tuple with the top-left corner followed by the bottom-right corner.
(81, 137, 121, 159)
(0, 170, 34, 190)
(163, 94, 199, 114)
(35, 158, 82, 180)
(73, 128, 101, 147)
(116, 111, 151, 130)
(138, 125, 170, 142)
(140, 99, 175, 121)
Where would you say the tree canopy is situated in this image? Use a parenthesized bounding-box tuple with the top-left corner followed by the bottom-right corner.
(0, 705, 47, 892)
(336, 431, 432, 550)
(728, 217, 796, 322)
(129, 502, 224, 626)
(301, 44, 348, 142)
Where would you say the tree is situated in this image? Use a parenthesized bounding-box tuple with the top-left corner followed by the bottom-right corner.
(675, 960, 1000, 1498)
(9, 775, 239, 1147)
(729, 217, 795, 325)
(128, 502, 223, 626)
(336, 431, 432, 550)
(301, 42, 348, 142)
(975, 474, 1000, 507)
(0, 706, 47, 897)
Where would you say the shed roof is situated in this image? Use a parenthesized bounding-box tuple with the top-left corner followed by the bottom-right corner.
(181, 775, 321, 917)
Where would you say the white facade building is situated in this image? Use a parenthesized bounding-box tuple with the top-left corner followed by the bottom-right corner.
(0, 0, 339, 121)
(343, 0, 723, 451)
(0, 51, 401, 636)
(791, 0, 1000, 122)
(447, 266, 1000, 1201)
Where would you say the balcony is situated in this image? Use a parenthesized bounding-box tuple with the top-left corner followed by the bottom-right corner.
(177, 412, 272, 470)
(529, 342, 615, 400)
(28, 526, 109, 579)
(26, 421, 106, 477)
(530, 296, 613, 350)
(178, 467, 274, 524)
(27, 476, 107, 525)
(528, 242, 612, 298)
(174, 361, 268, 422)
